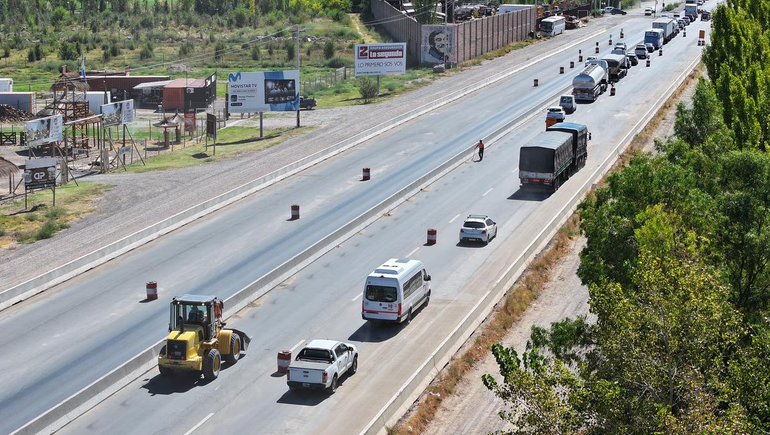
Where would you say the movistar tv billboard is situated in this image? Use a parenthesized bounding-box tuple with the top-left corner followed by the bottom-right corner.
(227, 70, 300, 113)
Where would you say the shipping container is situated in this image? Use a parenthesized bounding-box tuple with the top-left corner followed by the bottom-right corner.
(0, 92, 36, 113)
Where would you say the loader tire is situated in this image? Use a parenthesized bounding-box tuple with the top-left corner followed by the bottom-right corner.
(203, 349, 221, 380)
(158, 346, 173, 376)
(224, 333, 241, 365)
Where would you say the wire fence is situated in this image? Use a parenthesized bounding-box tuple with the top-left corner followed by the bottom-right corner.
(301, 67, 352, 94)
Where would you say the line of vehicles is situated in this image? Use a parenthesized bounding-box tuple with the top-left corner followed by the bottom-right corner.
(156, 0, 714, 397)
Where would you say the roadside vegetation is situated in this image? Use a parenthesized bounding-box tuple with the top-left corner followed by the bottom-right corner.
(483, 1, 770, 432)
(0, 182, 112, 248)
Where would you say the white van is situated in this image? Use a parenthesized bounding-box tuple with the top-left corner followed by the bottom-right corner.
(498, 4, 525, 14)
(540, 16, 566, 36)
(361, 258, 432, 323)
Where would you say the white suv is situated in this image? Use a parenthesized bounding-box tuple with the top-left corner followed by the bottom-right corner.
(459, 215, 498, 245)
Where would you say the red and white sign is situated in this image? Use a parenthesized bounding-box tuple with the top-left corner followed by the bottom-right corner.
(354, 43, 407, 77)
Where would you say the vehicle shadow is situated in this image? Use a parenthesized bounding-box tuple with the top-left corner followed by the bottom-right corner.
(142, 372, 214, 396)
(276, 389, 330, 406)
(348, 320, 406, 343)
(456, 241, 486, 249)
(508, 189, 549, 201)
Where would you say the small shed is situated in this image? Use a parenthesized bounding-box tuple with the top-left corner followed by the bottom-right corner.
(133, 80, 173, 108)
(162, 73, 216, 111)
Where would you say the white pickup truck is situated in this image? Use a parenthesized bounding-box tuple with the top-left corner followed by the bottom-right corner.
(287, 340, 359, 394)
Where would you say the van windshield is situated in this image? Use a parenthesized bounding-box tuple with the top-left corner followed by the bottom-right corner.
(366, 285, 398, 302)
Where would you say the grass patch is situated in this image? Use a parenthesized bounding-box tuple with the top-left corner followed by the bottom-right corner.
(0, 181, 113, 248)
(125, 125, 314, 173)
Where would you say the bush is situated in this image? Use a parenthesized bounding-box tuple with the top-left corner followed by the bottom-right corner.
(34, 43, 43, 60)
(233, 6, 249, 27)
(139, 42, 154, 59)
(323, 40, 335, 59)
(27, 48, 35, 62)
(35, 220, 59, 240)
(44, 207, 66, 220)
(251, 45, 261, 60)
(25, 213, 39, 222)
(51, 6, 69, 27)
(214, 41, 226, 62)
(285, 41, 295, 61)
(326, 56, 346, 68)
(358, 76, 378, 103)
(179, 41, 193, 56)
(2, 46, 9, 58)
(0, 228, 5, 237)
(110, 44, 120, 57)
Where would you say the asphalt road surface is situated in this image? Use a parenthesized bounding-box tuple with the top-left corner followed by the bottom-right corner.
(43, 10, 716, 435)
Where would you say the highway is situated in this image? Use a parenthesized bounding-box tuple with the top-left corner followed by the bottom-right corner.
(40, 9, 715, 435)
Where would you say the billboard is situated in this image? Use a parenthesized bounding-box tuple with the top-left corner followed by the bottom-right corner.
(206, 113, 217, 139)
(101, 100, 135, 127)
(184, 110, 196, 133)
(25, 115, 63, 146)
(354, 43, 407, 76)
(24, 158, 57, 190)
(227, 70, 300, 113)
(421, 26, 454, 66)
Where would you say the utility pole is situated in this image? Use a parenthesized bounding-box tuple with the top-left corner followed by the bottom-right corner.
(296, 25, 301, 128)
(443, 0, 448, 70)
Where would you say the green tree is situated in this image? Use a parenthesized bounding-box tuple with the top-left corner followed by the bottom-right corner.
(674, 78, 729, 148)
(214, 41, 226, 62)
(357, 76, 377, 103)
(411, 0, 437, 23)
(59, 42, 78, 60)
(139, 42, 154, 59)
(285, 40, 295, 61)
(50, 6, 69, 27)
(250, 44, 261, 60)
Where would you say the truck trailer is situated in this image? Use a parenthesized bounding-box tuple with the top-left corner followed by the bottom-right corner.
(685, 2, 698, 20)
(0, 78, 12, 92)
(572, 64, 607, 101)
(601, 53, 627, 82)
(652, 18, 677, 43)
(519, 131, 574, 192)
(645, 29, 665, 50)
(546, 122, 589, 170)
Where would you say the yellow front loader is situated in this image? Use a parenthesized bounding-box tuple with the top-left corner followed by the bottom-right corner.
(158, 295, 251, 380)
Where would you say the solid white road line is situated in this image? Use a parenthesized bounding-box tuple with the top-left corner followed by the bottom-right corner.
(289, 340, 306, 353)
(448, 214, 461, 224)
(184, 413, 215, 435)
(482, 188, 493, 197)
(351, 293, 363, 302)
(406, 247, 420, 258)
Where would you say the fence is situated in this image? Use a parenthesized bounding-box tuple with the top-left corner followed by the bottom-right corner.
(301, 67, 351, 94)
(371, 0, 536, 66)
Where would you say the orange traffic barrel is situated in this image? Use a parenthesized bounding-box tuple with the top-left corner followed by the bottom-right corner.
(610, 86, 616, 96)
(291, 205, 300, 220)
(560, 66, 564, 74)
(146, 281, 158, 300)
(533, 78, 538, 87)
(427, 229, 437, 245)
(362, 168, 371, 181)
(278, 350, 292, 373)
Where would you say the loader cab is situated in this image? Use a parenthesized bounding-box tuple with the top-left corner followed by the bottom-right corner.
(169, 295, 219, 342)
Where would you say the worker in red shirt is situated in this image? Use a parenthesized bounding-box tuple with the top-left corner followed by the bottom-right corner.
(476, 140, 485, 161)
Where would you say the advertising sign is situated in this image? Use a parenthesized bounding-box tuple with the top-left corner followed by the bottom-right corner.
(206, 113, 217, 139)
(227, 70, 300, 113)
(23, 157, 57, 190)
(101, 100, 135, 127)
(25, 115, 63, 146)
(421, 25, 453, 66)
(354, 43, 407, 76)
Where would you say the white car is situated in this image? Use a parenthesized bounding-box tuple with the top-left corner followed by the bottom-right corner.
(635, 43, 648, 59)
(287, 340, 358, 394)
(645, 7, 653, 15)
(459, 215, 498, 245)
(614, 42, 627, 51)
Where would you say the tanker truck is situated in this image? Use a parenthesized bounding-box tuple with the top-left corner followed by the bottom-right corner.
(572, 63, 608, 102)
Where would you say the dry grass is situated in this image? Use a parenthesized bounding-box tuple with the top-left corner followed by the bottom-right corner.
(389, 214, 580, 435)
(387, 63, 707, 435)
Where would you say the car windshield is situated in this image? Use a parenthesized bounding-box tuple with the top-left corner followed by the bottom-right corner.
(464, 221, 485, 229)
(297, 348, 332, 363)
(560, 96, 572, 104)
(365, 285, 398, 302)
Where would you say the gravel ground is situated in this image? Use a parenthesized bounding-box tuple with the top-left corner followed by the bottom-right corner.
(0, 16, 626, 290)
(421, 56, 700, 435)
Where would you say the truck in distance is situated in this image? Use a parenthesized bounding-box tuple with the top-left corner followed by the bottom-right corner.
(547, 122, 589, 171)
(645, 29, 664, 50)
(287, 340, 358, 394)
(572, 63, 607, 101)
(652, 17, 677, 43)
(601, 53, 628, 81)
(685, 1, 698, 20)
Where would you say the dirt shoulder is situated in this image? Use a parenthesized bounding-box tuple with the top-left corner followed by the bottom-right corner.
(419, 66, 700, 435)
